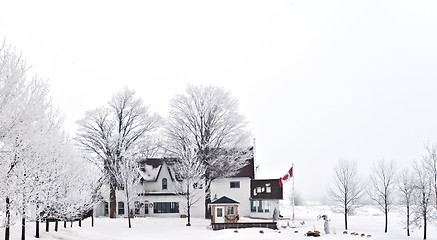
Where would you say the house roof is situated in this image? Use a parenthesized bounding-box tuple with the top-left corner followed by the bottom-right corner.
(232, 158, 254, 179)
(210, 196, 240, 205)
(138, 158, 178, 182)
(138, 152, 255, 182)
(250, 179, 283, 200)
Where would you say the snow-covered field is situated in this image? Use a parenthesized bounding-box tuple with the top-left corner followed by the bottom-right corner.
(2, 204, 436, 240)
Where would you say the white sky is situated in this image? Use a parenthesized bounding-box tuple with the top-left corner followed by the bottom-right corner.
(1, 0, 437, 202)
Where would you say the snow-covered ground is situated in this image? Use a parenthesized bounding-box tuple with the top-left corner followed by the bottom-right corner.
(2, 204, 436, 240)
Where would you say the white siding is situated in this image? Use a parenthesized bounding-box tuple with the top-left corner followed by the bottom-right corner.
(96, 162, 205, 218)
(210, 177, 251, 217)
(249, 199, 280, 219)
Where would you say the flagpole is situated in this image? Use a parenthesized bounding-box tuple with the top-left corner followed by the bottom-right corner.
(292, 163, 295, 223)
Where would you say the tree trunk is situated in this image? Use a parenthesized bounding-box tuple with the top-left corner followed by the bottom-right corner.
(424, 212, 427, 240)
(92, 215, 94, 227)
(21, 217, 25, 240)
(344, 205, 348, 230)
(70, 221, 73, 228)
(64, 221, 66, 228)
(127, 204, 131, 228)
(46, 219, 49, 232)
(36, 219, 39, 238)
(55, 219, 58, 232)
(5, 197, 10, 240)
(79, 219, 81, 227)
(406, 204, 410, 236)
(110, 183, 117, 218)
(35, 201, 40, 238)
(384, 209, 388, 233)
(186, 185, 191, 226)
(187, 205, 191, 226)
(204, 180, 212, 219)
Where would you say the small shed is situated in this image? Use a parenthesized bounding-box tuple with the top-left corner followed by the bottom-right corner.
(209, 196, 239, 224)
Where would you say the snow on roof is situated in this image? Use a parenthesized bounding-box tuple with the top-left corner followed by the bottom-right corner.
(139, 164, 162, 181)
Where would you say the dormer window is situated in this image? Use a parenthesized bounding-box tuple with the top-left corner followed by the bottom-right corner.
(162, 178, 168, 190)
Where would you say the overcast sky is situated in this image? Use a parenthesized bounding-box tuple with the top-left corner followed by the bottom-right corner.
(1, 0, 437, 202)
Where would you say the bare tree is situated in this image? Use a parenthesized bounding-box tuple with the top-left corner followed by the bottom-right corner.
(412, 161, 435, 240)
(368, 159, 397, 233)
(115, 153, 141, 228)
(328, 159, 364, 230)
(398, 167, 415, 237)
(422, 143, 437, 210)
(172, 146, 206, 226)
(76, 88, 161, 218)
(166, 84, 251, 218)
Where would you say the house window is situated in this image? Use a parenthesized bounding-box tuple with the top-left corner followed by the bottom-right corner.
(230, 181, 240, 188)
(253, 188, 257, 196)
(162, 178, 168, 190)
(264, 200, 270, 213)
(118, 201, 125, 215)
(258, 200, 263, 212)
(226, 206, 234, 215)
(257, 187, 261, 193)
(266, 187, 271, 193)
(153, 202, 179, 213)
(104, 201, 108, 215)
(251, 200, 257, 212)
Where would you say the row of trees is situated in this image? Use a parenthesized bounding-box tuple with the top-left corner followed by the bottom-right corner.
(1, 40, 252, 235)
(329, 144, 437, 240)
(0, 44, 101, 240)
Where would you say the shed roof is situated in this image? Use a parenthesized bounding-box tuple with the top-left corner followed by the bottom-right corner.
(210, 196, 239, 205)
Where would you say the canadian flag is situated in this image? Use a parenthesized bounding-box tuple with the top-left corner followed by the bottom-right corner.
(279, 166, 293, 187)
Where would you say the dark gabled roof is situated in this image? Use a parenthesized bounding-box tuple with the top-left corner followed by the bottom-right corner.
(138, 158, 178, 182)
(232, 158, 255, 179)
(210, 196, 239, 205)
(250, 179, 283, 200)
(140, 158, 163, 168)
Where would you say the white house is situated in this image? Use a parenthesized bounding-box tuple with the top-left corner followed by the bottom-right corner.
(210, 158, 283, 219)
(95, 158, 204, 218)
(95, 155, 283, 219)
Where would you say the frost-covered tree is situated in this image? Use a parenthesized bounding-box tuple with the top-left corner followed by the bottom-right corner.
(114, 153, 141, 228)
(0, 44, 29, 240)
(171, 146, 206, 226)
(76, 88, 161, 218)
(0, 43, 64, 240)
(412, 161, 435, 240)
(422, 143, 437, 210)
(398, 167, 415, 237)
(0, 42, 103, 240)
(368, 159, 397, 233)
(54, 150, 102, 230)
(328, 159, 364, 230)
(167, 84, 251, 218)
